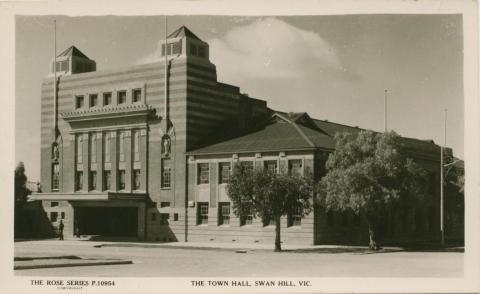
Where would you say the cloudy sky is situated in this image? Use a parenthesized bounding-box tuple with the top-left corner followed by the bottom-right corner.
(16, 15, 464, 181)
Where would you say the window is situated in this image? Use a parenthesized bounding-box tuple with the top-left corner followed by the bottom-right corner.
(240, 161, 254, 171)
(264, 160, 278, 174)
(133, 169, 141, 190)
(118, 170, 126, 190)
(103, 132, 110, 163)
(76, 135, 83, 164)
(119, 131, 125, 162)
(197, 163, 209, 184)
(288, 210, 302, 227)
(173, 213, 179, 221)
(75, 95, 84, 109)
(198, 46, 206, 58)
(161, 158, 172, 188)
(89, 94, 98, 107)
(61, 212, 65, 219)
(133, 130, 140, 162)
(132, 89, 142, 103)
(90, 133, 97, 163)
(219, 162, 231, 184)
(263, 215, 275, 227)
(103, 92, 112, 106)
(51, 201, 59, 207)
(160, 202, 170, 208)
(151, 212, 156, 221)
(75, 171, 83, 191)
(117, 91, 126, 104)
(197, 202, 209, 225)
(160, 213, 170, 225)
(52, 163, 59, 191)
(89, 171, 97, 190)
(50, 212, 58, 222)
(104, 170, 111, 190)
(190, 44, 197, 56)
(288, 159, 303, 176)
(218, 203, 230, 225)
(172, 42, 182, 54)
(240, 208, 253, 226)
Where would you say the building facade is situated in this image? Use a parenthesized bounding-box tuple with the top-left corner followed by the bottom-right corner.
(33, 26, 463, 245)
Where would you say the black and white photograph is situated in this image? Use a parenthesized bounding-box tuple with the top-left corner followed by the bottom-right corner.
(1, 1, 479, 293)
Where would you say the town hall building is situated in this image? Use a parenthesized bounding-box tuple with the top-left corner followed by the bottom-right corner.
(32, 26, 464, 245)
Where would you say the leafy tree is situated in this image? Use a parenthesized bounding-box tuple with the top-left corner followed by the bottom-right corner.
(14, 162, 30, 205)
(227, 164, 314, 251)
(14, 161, 32, 238)
(317, 130, 428, 250)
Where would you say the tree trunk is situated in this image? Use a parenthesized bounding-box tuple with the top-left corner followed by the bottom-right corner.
(368, 222, 380, 250)
(274, 216, 282, 252)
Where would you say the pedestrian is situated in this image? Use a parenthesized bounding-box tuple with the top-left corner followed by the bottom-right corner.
(58, 220, 64, 240)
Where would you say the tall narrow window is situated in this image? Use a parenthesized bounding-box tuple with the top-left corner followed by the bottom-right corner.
(219, 162, 231, 184)
(133, 130, 140, 162)
(76, 135, 83, 164)
(119, 131, 125, 162)
(197, 163, 209, 184)
(132, 89, 142, 103)
(197, 202, 209, 225)
(118, 91, 126, 104)
(118, 170, 126, 190)
(240, 208, 253, 226)
(288, 159, 303, 177)
(133, 169, 141, 190)
(90, 171, 97, 191)
(103, 132, 110, 163)
(75, 95, 84, 109)
(90, 133, 97, 163)
(161, 158, 171, 188)
(75, 171, 83, 191)
(104, 170, 111, 190)
(264, 160, 278, 173)
(89, 94, 98, 108)
(288, 210, 302, 227)
(218, 203, 230, 225)
(52, 163, 59, 191)
(103, 92, 112, 106)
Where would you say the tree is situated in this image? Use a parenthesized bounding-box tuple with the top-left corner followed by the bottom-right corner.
(227, 163, 314, 251)
(14, 161, 32, 238)
(317, 130, 428, 250)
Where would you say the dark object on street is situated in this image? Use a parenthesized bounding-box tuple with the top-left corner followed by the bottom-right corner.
(58, 220, 64, 240)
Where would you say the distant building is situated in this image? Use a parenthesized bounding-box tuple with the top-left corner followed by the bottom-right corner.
(32, 26, 463, 244)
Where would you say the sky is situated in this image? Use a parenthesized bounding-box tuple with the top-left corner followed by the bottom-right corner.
(15, 14, 464, 181)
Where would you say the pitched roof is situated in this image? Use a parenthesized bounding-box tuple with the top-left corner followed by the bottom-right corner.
(187, 110, 442, 159)
(56, 46, 90, 59)
(167, 26, 202, 40)
(187, 114, 334, 155)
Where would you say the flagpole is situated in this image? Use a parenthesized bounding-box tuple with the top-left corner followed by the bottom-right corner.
(440, 109, 447, 245)
(164, 16, 168, 122)
(53, 19, 57, 140)
(384, 89, 388, 132)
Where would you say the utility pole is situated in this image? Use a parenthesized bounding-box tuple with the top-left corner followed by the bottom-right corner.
(440, 109, 447, 246)
(53, 19, 57, 140)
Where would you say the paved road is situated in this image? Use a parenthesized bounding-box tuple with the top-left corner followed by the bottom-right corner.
(14, 241, 463, 277)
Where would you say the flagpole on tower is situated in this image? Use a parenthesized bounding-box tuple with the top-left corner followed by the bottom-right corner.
(53, 19, 57, 140)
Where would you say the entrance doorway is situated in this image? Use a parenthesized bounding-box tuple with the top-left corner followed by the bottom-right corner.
(74, 207, 138, 237)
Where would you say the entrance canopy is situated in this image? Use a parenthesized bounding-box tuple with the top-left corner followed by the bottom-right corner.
(30, 192, 148, 202)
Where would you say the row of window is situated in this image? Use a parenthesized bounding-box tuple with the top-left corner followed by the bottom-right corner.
(75, 130, 141, 165)
(196, 159, 303, 185)
(160, 42, 206, 58)
(75, 88, 142, 109)
(74, 169, 141, 191)
(196, 202, 302, 227)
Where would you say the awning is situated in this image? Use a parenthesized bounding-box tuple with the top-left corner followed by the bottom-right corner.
(30, 192, 148, 202)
